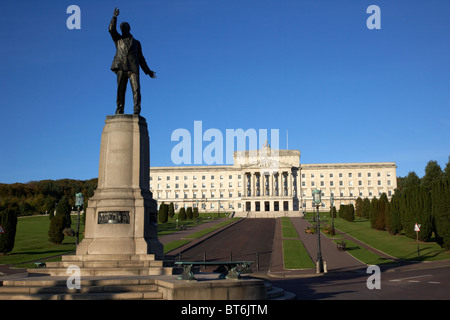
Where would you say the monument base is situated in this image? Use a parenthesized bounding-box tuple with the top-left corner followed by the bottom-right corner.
(76, 115, 162, 257)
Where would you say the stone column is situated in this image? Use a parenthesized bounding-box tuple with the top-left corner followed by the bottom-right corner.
(252, 172, 256, 197)
(269, 173, 273, 197)
(288, 171, 294, 197)
(281, 171, 286, 196)
(246, 173, 251, 197)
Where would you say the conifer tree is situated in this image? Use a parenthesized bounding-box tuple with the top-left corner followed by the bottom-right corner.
(431, 179, 450, 249)
(178, 207, 186, 221)
(355, 197, 363, 217)
(421, 160, 443, 190)
(0, 207, 18, 255)
(375, 193, 388, 230)
(48, 213, 65, 244)
(158, 202, 168, 223)
(403, 171, 421, 189)
(387, 191, 402, 235)
(186, 207, 193, 220)
(168, 202, 175, 219)
(362, 198, 371, 219)
(56, 195, 72, 229)
(443, 156, 450, 180)
(369, 197, 378, 229)
(401, 185, 432, 241)
(193, 207, 199, 219)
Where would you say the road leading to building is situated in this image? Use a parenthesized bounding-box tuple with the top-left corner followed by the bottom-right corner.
(178, 218, 276, 272)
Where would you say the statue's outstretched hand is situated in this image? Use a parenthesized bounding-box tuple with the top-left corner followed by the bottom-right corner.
(149, 70, 157, 79)
(113, 7, 120, 17)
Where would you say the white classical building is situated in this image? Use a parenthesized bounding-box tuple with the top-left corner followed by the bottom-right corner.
(149, 145, 397, 216)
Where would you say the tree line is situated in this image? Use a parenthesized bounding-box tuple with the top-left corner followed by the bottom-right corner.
(0, 179, 97, 253)
(335, 158, 450, 249)
(0, 178, 97, 216)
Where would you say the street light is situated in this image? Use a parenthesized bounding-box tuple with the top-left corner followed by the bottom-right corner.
(75, 192, 84, 245)
(330, 195, 335, 235)
(217, 200, 221, 219)
(312, 189, 324, 273)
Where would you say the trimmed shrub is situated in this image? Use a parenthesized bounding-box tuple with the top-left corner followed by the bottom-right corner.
(339, 204, 355, 222)
(168, 202, 175, 218)
(193, 207, 199, 219)
(48, 213, 65, 244)
(178, 207, 186, 221)
(158, 202, 168, 223)
(186, 207, 193, 220)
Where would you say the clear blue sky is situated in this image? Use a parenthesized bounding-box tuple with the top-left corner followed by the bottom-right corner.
(0, 0, 449, 183)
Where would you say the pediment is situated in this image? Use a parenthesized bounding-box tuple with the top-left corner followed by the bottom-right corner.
(238, 159, 297, 171)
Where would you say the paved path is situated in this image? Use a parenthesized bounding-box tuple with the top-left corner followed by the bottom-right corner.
(172, 219, 276, 272)
(269, 217, 367, 278)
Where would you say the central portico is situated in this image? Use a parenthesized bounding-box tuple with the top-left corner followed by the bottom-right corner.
(238, 146, 301, 213)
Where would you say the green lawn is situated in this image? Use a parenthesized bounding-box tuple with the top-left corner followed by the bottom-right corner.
(332, 239, 394, 265)
(332, 218, 450, 262)
(283, 239, 315, 269)
(281, 217, 314, 269)
(280, 217, 294, 227)
(280, 217, 299, 238)
(163, 240, 191, 254)
(0, 215, 82, 267)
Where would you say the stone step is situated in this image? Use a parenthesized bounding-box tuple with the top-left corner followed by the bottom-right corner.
(0, 283, 159, 294)
(0, 277, 164, 300)
(28, 266, 173, 277)
(45, 260, 164, 268)
(0, 291, 163, 300)
(61, 254, 156, 262)
(1, 277, 157, 287)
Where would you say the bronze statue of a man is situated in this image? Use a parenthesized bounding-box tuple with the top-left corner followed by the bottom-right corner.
(109, 8, 156, 115)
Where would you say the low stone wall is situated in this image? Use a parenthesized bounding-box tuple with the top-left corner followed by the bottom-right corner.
(154, 274, 266, 300)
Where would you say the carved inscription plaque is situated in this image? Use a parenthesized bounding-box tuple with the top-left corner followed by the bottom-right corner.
(98, 211, 130, 224)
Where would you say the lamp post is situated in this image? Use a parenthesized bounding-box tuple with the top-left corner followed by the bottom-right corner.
(330, 195, 335, 235)
(312, 188, 324, 273)
(217, 200, 221, 219)
(75, 192, 84, 245)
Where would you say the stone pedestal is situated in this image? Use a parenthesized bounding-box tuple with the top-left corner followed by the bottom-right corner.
(77, 115, 163, 257)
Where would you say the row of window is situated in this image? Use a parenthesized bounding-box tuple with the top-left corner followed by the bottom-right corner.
(152, 182, 242, 189)
(155, 188, 393, 200)
(302, 189, 393, 198)
(152, 171, 393, 182)
(303, 172, 392, 178)
(151, 174, 243, 181)
(152, 179, 392, 191)
(156, 191, 242, 199)
(305, 180, 392, 187)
